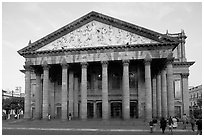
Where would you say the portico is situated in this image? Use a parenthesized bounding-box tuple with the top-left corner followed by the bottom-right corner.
(19, 11, 194, 122)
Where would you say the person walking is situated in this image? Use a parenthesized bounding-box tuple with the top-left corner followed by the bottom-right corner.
(149, 119, 154, 133)
(196, 118, 202, 135)
(168, 116, 173, 134)
(182, 114, 188, 130)
(68, 113, 72, 121)
(172, 116, 178, 128)
(160, 117, 167, 134)
(152, 118, 158, 132)
(190, 115, 196, 132)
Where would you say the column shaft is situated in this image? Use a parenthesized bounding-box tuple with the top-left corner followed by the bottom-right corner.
(145, 59, 152, 121)
(73, 77, 79, 118)
(68, 71, 74, 117)
(182, 73, 190, 115)
(122, 60, 130, 120)
(81, 63, 88, 120)
(61, 64, 68, 120)
(152, 77, 157, 118)
(93, 101, 97, 118)
(42, 65, 50, 119)
(167, 60, 174, 117)
(161, 69, 168, 118)
(35, 72, 41, 119)
(24, 65, 31, 119)
(156, 73, 162, 118)
(102, 61, 109, 120)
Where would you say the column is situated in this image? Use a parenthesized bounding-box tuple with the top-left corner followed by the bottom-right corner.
(152, 77, 157, 118)
(81, 62, 88, 120)
(156, 73, 162, 118)
(161, 69, 167, 118)
(69, 71, 74, 117)
(39, 76, 43, 118)
(144, 57, 152, 121)
(122, 60, 130, 120)
(61, 63, 68, 120)
(182, 73, 190, 116)
(35, 71, 41, 119)
(24, 65, 31, 119)
(102, 61, 109, 120)
(166, 57, 174, 117)
(42, 64, 50, 119)
(73, 77, 79, 118)
(93, 101, 97, 118)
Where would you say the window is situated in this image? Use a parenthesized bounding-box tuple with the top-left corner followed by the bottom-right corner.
(129, 72, 136, 88)
(174, 80, 181, 99)
(97, 74, 102, 89)
(112, 73, 120, 89)
(87, 74, 91, 89)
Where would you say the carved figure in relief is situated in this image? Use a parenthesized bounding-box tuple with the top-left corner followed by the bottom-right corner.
(38, 21, 158, 51)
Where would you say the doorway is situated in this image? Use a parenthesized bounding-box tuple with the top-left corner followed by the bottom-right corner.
(111, 102, 122, 118)
(96, 102, 102, 118)
(56, 107, 61, 119)
(87, 102, 94, 118)
(130, 101, 138, 118)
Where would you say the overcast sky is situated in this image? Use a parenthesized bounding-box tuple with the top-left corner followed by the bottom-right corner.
(2, 2, 202, 92)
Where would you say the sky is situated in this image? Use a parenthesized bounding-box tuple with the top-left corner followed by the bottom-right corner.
(2, 2, 202, 93)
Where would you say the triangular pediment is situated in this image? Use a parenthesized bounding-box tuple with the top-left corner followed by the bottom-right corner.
(37, 20, 158, 51)
(18, 11, 179, 55)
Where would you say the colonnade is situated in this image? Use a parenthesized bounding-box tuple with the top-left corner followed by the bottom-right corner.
(24, 57, 175, 121)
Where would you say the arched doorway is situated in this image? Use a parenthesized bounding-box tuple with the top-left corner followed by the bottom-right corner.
(111, 102, 122, 118)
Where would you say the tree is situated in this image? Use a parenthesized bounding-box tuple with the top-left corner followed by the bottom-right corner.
(2, 97, 24, 114)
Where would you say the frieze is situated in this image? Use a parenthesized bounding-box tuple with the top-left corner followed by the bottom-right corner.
(28, 49, 172, 65)
(37, 21, 158, 51)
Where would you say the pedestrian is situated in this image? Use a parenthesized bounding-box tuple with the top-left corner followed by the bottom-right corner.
(149, 119, 154, 133)
(190, 115, 196, 132)
(182, 114, 188, 129)
(14, 114, 17, 119)
(160, 117, 167, 134)
(47, 113, 51, 120)
(168, 116, 173, 134)
(196, 117, 202, 135)
(68, 113, 72, 121)
(172, 116, 178, 128)
(152, 118, 158, 131)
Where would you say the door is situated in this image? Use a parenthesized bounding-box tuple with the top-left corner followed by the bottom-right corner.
(111, 102, 122, 118)
(130, 101, 138, 118)
(87, 102, 94, 118)
(96, 102, 102, 118)
(56, 107, 61, 119)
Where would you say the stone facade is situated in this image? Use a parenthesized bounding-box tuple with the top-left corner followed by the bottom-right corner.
(18, 11, 194, 121)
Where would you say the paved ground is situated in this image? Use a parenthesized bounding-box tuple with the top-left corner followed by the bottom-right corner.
(2, 119, 198, 135)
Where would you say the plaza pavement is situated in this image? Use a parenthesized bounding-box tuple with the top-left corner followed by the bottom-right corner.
(2, 119, 197, 135)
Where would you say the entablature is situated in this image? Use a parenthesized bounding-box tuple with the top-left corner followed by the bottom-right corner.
(25, 47, 173, 66)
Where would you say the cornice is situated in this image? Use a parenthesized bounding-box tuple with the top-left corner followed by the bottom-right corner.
(21, 42, 178, 58)
(173, 61, 195, 67)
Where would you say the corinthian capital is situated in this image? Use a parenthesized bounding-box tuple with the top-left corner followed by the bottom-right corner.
(101, 61, 108, 67)
(81, 62, 88, 69)
(122, 60, 129, 66)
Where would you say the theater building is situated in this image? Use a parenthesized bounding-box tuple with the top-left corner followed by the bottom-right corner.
(18, 11, 194, 121)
